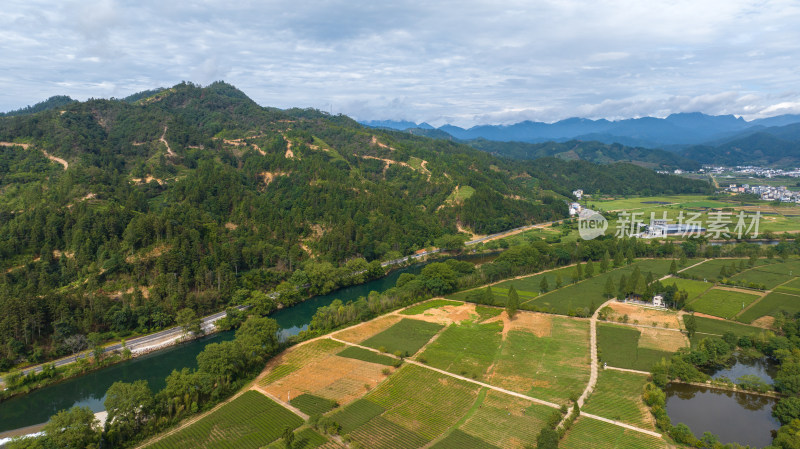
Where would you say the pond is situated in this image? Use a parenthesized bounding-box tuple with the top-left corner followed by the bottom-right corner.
(665, 356, 780, 448)
(0, 251, 497, 434)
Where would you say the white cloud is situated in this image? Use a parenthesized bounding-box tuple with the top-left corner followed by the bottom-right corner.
(1, 0, 799, 126)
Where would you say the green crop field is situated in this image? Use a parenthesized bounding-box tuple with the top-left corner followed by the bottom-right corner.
(690, 288, 761, 319)
(561, 417, 667, 449)
(328, 399, 386, 434)
(431, 429, 497, 449)
(418, 321, 503, 381)
(337, 346, 397, 366)
(290, 393, 338, 416)
(582, 370, 653, 430)
(731, 259, 800, 289)
(775, 277, 800, 295)
(448, 266, 575, 306)
(737, 292, 800, 324)
(366, 364, 479, 439)
(681, 259, 750, 280)
(258, 339, 345, 386)
(400, 299, 462, 315)
(491, 318, 590, 405)
(348, 415, 429, 449)
(458, 390, 552, 448)
(590, 194, 723, 212)
(265, 428, 328, 449)
(692, 316, 761, 335)
(525, 259, 677, 315)
(147, 391, 303, 449)
(597, 324, 672, 371)
(360, 318, 443, 356)
(475, 305, 503, 321)
(663, 277, 714, 301)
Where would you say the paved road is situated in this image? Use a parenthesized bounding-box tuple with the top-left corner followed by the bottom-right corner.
(8, 306, 246, 380)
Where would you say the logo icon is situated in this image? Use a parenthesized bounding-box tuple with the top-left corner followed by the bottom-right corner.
(579, 213, 608, 240)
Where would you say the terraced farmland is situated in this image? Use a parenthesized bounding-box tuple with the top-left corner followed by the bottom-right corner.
(366, 364, 480, 439)
(328, 399, 386, 434)
(360, 318, 443, 356)
(458, 390, 552, 448)
(431, 429, 497, 449)
(290, 393, 338, 415)
(258, 338, 345, 386)
(597, 323, 674, 371)
(690, 288, 761, 319)
(401, 299, 462, 315)
(523, 259, 678, 315)
(418, 321, 503, 381)
(582, 370, 654, 430)
(337, 346, 397, 366)
(490, 318, 590, 405)
(147, 391, 303, 449)
(348, 415, 429, 449)
(561, 417, 667, 449)
(738, 291, 800, 324)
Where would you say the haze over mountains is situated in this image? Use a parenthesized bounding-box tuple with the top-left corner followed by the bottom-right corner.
(363, 113, 800, 168)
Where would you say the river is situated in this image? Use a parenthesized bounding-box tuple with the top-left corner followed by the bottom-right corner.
(0, 252, 497, 434)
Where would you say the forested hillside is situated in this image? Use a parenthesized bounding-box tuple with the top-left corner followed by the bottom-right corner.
(467, 138, 701, 170)
(0, 82, 709, 368)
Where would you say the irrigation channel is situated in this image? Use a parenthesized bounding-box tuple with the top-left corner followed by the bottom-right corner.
(0, 252, 497, 436)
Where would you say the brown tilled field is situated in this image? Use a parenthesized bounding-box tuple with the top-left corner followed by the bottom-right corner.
(638, 327, 689, 352)
(408, 303, 477, 325)
(485, 310, 553, 338)
(607, 302, 681, 329)
(260, 351, 392, 406)
(332, 315, 403, 344)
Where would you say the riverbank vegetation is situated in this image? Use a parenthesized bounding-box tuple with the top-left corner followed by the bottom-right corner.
(6, 315, 282, 449)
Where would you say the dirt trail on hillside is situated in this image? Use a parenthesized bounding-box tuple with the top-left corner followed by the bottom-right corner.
(1, 141, 67, 169)
(160, 126, 176, 157)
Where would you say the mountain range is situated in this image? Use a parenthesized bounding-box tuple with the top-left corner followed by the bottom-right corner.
(363, 113, 800, 167)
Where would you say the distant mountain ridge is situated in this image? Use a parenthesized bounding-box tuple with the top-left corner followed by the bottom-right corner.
(361, 112, 800, 149)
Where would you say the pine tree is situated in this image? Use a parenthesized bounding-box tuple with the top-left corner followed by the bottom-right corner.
(679, 253, 688, 267)
(669, 259, 677, 275)
(604, 276, 615, 298)
(635, 277, 647, 296)
(575, 262, 583, 281)
(506, 285, 519, 319)
(484, 286, 494, 305)
(540, 276, 549, 293)
(555, 273, 563, 289)
(585, 260, 595, 278)
(626, 248, 635, 265)
(614, 250, 624, 268)
(600, 250, 611, 273)
(618, 274, 628, 299)
(719, 266, 728, 279)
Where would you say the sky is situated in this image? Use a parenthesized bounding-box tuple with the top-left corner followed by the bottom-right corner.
(2, 0, 800, 127)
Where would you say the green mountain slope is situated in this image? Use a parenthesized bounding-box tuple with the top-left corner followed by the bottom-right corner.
(467, 138, 701, 170)
(0, 82, 709, 367)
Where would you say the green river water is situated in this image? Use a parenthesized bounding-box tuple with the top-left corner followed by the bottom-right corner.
(0, 253, 497, 433)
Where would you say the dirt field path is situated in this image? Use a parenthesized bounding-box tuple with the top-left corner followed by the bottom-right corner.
(604, 366, 650, 376)
(576, 299, 612, 409)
